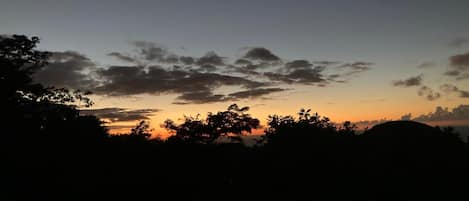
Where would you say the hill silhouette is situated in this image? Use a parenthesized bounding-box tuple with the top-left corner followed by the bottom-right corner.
(2, 35, 469, 200)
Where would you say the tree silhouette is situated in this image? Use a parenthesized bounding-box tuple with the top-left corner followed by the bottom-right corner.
(164, 104, 260, 144)
(1, 35, 105, 144)
(263, 108, 338, 145)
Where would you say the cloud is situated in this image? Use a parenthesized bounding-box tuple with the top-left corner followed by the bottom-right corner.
(444, 52, 469, 80)
(93, 65, 270, 103)
(179, 56, 195, 65)
(449, 52, 469, 70)
(392, 75, 422, 87)
(449, 37, 469, 48)
(195, 51, 225, 66)
(417, 62, 435, 68)
(108, 41, 183, 64)
(418, 86, 441, 101)
(400, 113, 412, 120)
(242, 47, 281, 62)
(285, 60, 313, 71)
(440, 84, 469, 98)
(174, 87, 287, 104)
(234, 59, 252, 65)
(227, 88, 287, 99)
(107, 52, 136, 63)
(132, 40, 170, 62)
(336, 62, 373, 76)
(33, 51, 97, 89)
(412, 105, 469, 122)
(174, 90, 230, 104)
(444, 70, 460, 76)
(326, 62, 374, 83)
(80, 107, 159, 123)
(32, 40, 376, 104)
(313, 61, 340, 66)
(264, 66, 327, 85)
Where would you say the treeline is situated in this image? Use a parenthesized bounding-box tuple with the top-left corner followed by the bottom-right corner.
(2, 35, 469, 200)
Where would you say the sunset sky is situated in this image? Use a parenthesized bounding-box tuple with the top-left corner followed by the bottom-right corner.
(2, 0, 469, 136)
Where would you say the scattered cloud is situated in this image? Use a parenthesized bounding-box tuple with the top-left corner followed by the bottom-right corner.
(449, 52, 469, 70)
(336, 62, 373, 76)
(228, 88, 287, 99)
(179, 56, 195, 65)
(94, 65, 266, 97)
(313, 60, 340, 66)
(284, 60, 313, 71)
(80, 107, 159, 123)
(417, 86, 441, 101)
(33, 51, 97, 89)
(264, 66, 327, 85)
(392, 75, 422, 87)
(412, 105, 469, 122)
(440, 84, 469, 98)
(174, 88, 287, 104)
(174, 90, 231, 104)
(30, 40, 375, 104)
(195, 51, 225, 66)
(234, 59, 252, 66)
(446, 52, 469, 80)
(107, 52, 136, 63)
(417, 62, 435, 68)
(242, 47, 281, 63)
(444, 70, 460, 76)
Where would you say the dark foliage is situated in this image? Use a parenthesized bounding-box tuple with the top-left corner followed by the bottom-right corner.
(164, 104, 260, 144)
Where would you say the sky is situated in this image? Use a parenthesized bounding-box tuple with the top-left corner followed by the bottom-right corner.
(2, 0, 469, 137)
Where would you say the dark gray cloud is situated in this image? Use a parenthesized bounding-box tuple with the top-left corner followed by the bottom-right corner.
(108, 41, 182, 64)
(417, 62, 435, 68)
(174, 90, 230, 104)
(264, 66, 327, 85)
(449, 37, 468, 48)
(225, 65, 261, 76)
(412, 105, 469, 122)
(33, 51, 97, 89)
(444, 70, 460, 76)
(418, 86, 441, 101)
(285, 60, 313, 71)
(234, 59, 252, 66)
(80, 107, 159, 122)
(179, 56, 195, 65)
(446, 52, 469, 80)
(392, 75, 422, 87)
(195, 51, 225, 66)
(228, 88, 286, 99)
(440, 84, 469, 98)
(174, 87, 287, 104)
(93, 65, 268, 103)
(107, 52, 136, 63)
(337, 62, 373, 76)
(449, 52, 469, 70)
(243, 47, 281, 62)
(32, 41, 375, 104)
(313, 60, 340, 66)
(132, 40, 169, 62)
(326, 62, 373, 83)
